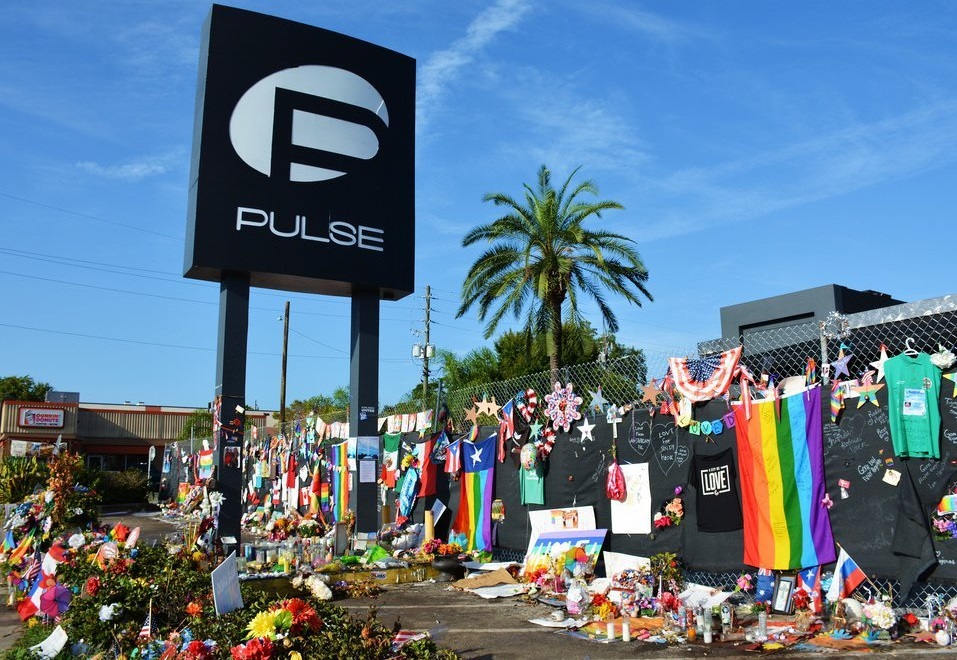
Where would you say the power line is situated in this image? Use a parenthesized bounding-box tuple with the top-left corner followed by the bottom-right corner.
(0, 321, 411, 361)
(0, 191, 181, 240)
(0, 269, 414, 322)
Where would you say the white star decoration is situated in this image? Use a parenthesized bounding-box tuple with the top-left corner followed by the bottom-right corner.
(470, 444, 484, 465)
(870, 344, 890, 383)
(578, 417, 596, 442)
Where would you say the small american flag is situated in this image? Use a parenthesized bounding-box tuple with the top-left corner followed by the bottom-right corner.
(23, 552, 42, 583)
(138, 601, 153, 639)
(391, 630, 427, 651)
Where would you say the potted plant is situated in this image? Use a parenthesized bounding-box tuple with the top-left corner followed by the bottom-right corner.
(429, 541, 465, 582)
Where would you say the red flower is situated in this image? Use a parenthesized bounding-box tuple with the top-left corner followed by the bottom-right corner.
(85, 576, 100, 596)
(792, 588, 811, 611)
(182, 640, 213, 660)
(230, 637, 273, 660)
(185, 601, 202, 618)
(275, 598, 322, 634)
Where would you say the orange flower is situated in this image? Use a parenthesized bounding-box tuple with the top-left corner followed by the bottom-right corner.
(186, 601, 203, 617)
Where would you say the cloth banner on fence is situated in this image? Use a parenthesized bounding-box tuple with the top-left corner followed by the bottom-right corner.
(734, 388, 835, 570)
(451, 434, 496, 551)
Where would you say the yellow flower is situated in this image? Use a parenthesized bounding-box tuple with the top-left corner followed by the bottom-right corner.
(289, 652, 302, 660)
(246, 610, 279, 639)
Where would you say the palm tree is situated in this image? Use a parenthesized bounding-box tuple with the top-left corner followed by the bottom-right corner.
(456, 164, 652, 380)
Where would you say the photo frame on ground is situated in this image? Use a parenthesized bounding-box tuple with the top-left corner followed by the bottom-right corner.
(772, 574, 796, 614)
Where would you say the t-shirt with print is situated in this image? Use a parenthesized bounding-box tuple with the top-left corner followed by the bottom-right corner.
(688, 447, 743, 532)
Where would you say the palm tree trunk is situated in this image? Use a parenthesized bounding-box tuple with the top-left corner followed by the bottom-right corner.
(549, 298, 563, 383)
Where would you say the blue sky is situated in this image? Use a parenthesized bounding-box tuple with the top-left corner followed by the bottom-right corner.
(2, 1, 955, 411)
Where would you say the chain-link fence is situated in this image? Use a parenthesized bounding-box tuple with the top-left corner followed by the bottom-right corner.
(308, 294, 957, 607)
(463, 295, 957, 608)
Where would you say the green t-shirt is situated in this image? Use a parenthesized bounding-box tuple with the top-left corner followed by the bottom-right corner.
(884, 352, 941, 459)
(520, 464, 545, 505)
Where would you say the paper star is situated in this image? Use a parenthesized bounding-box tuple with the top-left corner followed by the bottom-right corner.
(870, 344, 890, 383)
(854, 382, 884, 408)
(464, 405, 479, 426)
(830, 349, 854, 380)
(475, 395, 493, 417)
(529, 420, 543, 440)
(587, 388, 608, 413)
(944, 372, 957, 397)
(577, 417, 596, 442)
(486, 396, 501, 419)
(641, 380, 660, 404)
(469, 444, 484, 465)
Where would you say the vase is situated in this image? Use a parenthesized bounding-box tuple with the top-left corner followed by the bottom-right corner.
(795, 610, 813, 632)
(432, 556, 465, 582)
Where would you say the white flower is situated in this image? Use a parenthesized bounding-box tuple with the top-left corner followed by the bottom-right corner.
(209, 492, 224, 507)
(307, 576, 333, 601)
(862, 602, 896, 630)
(68, 533, 86, 549)
(44, 492, 54, 503)
(98, 604, 119, 621)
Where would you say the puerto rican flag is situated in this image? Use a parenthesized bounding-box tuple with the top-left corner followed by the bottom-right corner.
(826, 547, 866, 602)
(796, 565, 823, 613)
(445, 439, 463, 475)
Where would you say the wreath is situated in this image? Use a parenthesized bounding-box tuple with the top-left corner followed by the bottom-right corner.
(544, 381, 583, 433)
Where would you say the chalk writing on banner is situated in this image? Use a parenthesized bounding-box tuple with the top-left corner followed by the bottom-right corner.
(858, 456, 882, 482)
(628, 412, 651, 457)
(943, 397, 957, 418)
(917, 459, 947, 487)
(652, 422, 678, 475)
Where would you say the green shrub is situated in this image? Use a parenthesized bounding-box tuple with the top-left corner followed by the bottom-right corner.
(0, 456, 48, 503)
(5, 543, 459, 660)
(97, 469, 148, 504)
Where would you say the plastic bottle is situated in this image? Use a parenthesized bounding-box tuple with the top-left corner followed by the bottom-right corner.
(757, 610, 768, 639)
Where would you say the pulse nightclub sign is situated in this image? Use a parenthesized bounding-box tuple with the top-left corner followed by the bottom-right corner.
(185, 4, 415, 299)
(184, 5, 414, 543)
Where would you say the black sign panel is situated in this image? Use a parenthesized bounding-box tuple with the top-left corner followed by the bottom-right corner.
(185, 5, 415, 299)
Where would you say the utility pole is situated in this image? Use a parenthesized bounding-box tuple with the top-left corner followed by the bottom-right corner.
(412, 285, 434, 416)
(422, 285, 432, 414)
(280, 300, 290, 438)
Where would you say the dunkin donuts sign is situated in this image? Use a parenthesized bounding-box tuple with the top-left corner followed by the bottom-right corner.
(18, 408, 65, 428)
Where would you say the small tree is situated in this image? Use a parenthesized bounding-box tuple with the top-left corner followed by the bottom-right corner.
(0, 375, 53, 402)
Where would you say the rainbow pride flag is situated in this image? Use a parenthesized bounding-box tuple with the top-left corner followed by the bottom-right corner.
(734, 389, 835, 570)
(451, 434, 496, 551)
(937, 494, 957, 514)
(328, 441, 350, 523)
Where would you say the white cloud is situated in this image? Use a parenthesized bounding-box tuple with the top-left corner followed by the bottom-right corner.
(75, 149, 185, 181)
(417, 0, 534, 131)
(572, 0, 713, 45)
(642, 98, 957, 241)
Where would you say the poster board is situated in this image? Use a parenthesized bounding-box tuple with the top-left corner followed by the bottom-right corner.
(211, 551, 244, 615)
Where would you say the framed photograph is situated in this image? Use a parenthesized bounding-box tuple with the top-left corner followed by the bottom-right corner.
(772, 575, 797, 614)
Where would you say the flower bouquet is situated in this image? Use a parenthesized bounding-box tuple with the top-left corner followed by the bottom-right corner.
(653, 487, 685, 530)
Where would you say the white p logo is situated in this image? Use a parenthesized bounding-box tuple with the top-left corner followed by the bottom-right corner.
(229, 65, 389, 182)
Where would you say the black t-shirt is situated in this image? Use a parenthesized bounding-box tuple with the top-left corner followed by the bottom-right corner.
(688, 447, 743, 532)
